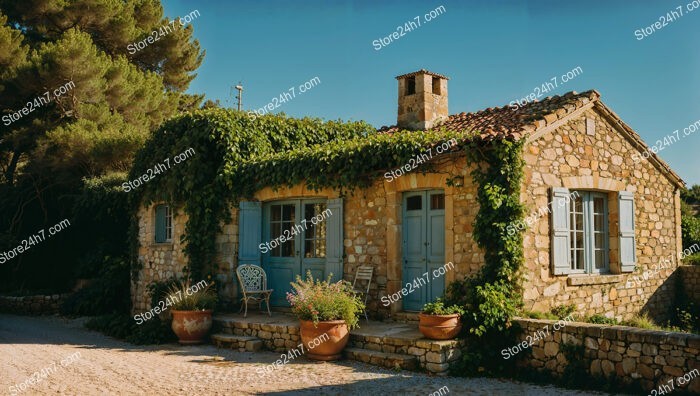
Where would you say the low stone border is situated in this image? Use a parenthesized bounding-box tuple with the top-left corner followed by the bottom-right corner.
(514, 318, 700, 393)
(218, 319, 301, 352)
(215, 316, 463, 374)
(0, 294, 70, 315)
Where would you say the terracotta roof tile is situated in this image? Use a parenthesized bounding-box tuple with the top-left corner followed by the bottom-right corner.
(378, 90, 601, 141)
(395, 69, 450, 80)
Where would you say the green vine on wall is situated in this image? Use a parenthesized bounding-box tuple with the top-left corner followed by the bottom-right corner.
(446, 137, 526, 375)
(128, 108, 472, 280)
(450, 137, 526, 334)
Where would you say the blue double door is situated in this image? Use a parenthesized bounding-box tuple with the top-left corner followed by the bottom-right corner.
(402, 190, 446, 311)
(262, 200, 328, 306)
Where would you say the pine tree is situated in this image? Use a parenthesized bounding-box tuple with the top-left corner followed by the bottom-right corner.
(0, 0, 204, 184)
(0, 0, 204, 293)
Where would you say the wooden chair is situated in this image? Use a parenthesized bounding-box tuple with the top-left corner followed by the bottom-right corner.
(352, 266, 373, 321)
(236, 264, 273, 317)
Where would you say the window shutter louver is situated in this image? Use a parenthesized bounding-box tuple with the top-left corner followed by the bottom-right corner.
(325, 198, 344, 282)
(551, 187, 572, 275)
(238, 201, 262, 266)
(618, 191, 636, 273)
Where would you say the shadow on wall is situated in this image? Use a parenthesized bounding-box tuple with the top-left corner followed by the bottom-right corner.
(639, 269, 680, 325)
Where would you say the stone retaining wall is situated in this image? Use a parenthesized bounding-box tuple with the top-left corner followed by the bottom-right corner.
(216, 318, 462, 374)
(0, 294, 70, 315)
(218, 319, 301, 352)
(514, 318, 700, 393)
(679, 265, 700, 305)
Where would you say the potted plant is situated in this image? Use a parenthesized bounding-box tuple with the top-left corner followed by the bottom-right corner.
(287, 271, 364, 361)
(167, 279, 218, 344)
(418, 298, 464, 340)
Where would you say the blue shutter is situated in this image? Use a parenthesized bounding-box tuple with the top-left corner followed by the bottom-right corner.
(618, 191, 636, 272)
(238, 201, 262, 265)
(155, 205, 167, 243)
(325, 198, 343, 282)
(551, 187, 572, 275)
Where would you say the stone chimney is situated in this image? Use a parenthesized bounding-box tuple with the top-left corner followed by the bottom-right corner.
(396, 69, 449, 130)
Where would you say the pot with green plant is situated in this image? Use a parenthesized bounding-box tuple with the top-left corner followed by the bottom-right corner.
(287, 271, 365, 361)
(418, 298, 465, 340)
(167, 279, 218, 344)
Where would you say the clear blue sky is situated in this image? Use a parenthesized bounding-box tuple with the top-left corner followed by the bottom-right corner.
(163, 0, 700, 186)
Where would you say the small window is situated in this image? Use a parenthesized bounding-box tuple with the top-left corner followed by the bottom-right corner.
(569, 191, 609, 273)
(155, 204, 172, 243)
(406, 76, 416, 95)
(406, 195, 422, 211)
(430, 193, 445, 210)
(432, 77, 441, 95)
(586, 118, 596, 136)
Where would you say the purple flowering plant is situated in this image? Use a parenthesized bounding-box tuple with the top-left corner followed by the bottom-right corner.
(287, 271, 364, 329)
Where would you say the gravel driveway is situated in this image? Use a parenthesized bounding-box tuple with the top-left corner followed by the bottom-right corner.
(0, 314, 614, 395)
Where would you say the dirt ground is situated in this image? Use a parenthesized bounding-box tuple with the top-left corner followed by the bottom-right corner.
(0, 314, 614, 395)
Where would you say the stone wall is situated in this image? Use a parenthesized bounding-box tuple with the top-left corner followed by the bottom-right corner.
(131, 203, 239, 315)
(514, 318, 700, 393)
(0, 294, 70, 315)
(131, 204, 188, 314)
(679, 265, 700, 305)
(133, 152, 484, 318)
(249, 154, 481, 318)
(216, 317, 462, 374)
(522, 105, 682, 321)
(134, 103, 683, 321)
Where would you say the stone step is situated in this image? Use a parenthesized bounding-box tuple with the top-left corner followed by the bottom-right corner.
(344, 347, 418, 371)
(392, 311, 420, 324)
(211, 333, 263, 352)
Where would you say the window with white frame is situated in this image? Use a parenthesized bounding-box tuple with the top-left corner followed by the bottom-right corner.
(569, 191, 609, 274)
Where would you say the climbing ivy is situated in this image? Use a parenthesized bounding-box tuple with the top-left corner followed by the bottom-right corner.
(445, 137, 526, 375)
(129, 108, 472, 280)
(448, 137, 525, 334)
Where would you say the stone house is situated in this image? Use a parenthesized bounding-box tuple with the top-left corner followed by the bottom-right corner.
(132, 69, 685, 322)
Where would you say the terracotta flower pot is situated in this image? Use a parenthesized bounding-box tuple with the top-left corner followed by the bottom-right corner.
(171, 310, 213, 344)
(299, 319, 349, 361)
(418, 313, 462, 340)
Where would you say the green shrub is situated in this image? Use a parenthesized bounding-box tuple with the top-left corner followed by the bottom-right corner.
(85, 313, 176, 345)
(586, 314, 618, 325)
(681, 215, 700, 250)
(166, 279, 218, 311)
(621, 313, 658, 330)
(550, 304, 576, 320)
(422, 298, 465, 316)
(683, 253, 700, 265)
(61, 257, 130, 316)
(521, 311, 558, 320)
(287, 271, 364, 329)
(675, 304, 699, 333)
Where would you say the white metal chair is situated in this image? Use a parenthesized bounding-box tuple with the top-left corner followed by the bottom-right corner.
(352, 265, 373, 321)
(236, 264, 273, 317)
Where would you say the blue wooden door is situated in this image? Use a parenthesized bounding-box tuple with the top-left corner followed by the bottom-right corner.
(426, 192, 446, 302)
(402, 192, 426, 311)
(262, 200, 329, 306)
(263, 201, 299, 306)
(402, 190, 445, 311)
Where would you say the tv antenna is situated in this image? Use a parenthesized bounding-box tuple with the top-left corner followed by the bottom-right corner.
(234, 83, 243, 111)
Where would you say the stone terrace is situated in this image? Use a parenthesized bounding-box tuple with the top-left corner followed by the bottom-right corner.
(212, 313, 463, 374)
